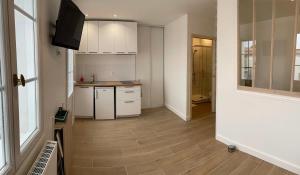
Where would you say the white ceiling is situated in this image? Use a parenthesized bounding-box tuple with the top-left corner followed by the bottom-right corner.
(73, 0, 217, 26)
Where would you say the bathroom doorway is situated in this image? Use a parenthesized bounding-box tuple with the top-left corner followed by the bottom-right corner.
(191, 36, 216, 119)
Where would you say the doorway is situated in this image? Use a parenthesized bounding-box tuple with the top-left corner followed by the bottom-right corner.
(191, 36, 216, 119)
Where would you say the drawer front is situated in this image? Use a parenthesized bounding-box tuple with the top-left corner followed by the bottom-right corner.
(116, 99, 141, 116)
(116, 86, 141, 101)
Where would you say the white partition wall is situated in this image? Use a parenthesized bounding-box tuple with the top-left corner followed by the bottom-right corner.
(217, 0, 300, 174)
(164, 15, 189, 121)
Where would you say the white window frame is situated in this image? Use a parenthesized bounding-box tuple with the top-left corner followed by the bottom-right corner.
(240, 40, 254, 81)
(7, 0, 43, 169)
(67, 49, 74, 98)
(0, 0, 43, 173)
(0, 0, 14, 174)
(238, 0, 300, 97)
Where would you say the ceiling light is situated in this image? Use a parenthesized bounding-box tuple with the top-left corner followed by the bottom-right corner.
(85, 14, 89, 17)
(113, 14, 118, 18)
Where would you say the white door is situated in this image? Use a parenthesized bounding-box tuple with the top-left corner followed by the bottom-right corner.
(99, 21, 115, 54)
(114, 22, 127, 54)
(87, 21, 99, 53)
(74, 86, 94, 117)
(125, 22, 137, 54)
(150, 27, 164, 107)
(95, 87, 114, 120)
(78, 21, 88, 53)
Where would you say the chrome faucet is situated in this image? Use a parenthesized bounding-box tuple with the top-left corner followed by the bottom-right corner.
(90, 74, 95, 83)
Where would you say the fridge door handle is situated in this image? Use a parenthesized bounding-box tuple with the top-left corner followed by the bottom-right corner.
(95, 90, 99, 99)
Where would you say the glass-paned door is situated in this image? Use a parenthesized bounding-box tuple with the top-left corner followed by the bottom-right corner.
(13, 0, 39, 149)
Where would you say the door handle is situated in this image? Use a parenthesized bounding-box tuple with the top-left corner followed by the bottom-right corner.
(13, 74, 25, 87)
(95, 90, 99, 99)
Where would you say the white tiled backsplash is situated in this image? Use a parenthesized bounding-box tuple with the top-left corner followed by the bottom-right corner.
(76, 54, 136, 81)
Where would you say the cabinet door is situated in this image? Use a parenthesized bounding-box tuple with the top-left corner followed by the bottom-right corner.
(74, 86, 94, 117)
(99, 21, 115, 54)
(95, 87, 115, 120)
(150, 27, 164, 107)
(114, 22, 127, 54)
(87, 21, 99, 53)
(78, 22, 88, 53)
(125, 22, 138, 54)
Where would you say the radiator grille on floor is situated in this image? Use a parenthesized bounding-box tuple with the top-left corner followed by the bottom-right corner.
(28, 141, 57, 175)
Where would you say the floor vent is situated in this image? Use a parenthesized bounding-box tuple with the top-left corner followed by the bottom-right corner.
(28, 141, 57, 175)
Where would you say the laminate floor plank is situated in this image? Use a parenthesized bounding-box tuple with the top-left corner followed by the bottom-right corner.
(71, 107, 296, 175)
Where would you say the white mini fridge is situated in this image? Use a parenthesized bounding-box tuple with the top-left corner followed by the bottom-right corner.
(95, 87, 115, 120)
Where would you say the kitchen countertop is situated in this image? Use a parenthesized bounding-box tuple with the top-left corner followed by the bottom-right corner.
(75, 81, 142, 87)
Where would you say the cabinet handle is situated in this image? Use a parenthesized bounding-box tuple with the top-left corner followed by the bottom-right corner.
(79, 86, 90, 88)
(124, 101, 134, 103)
(102, 52, 112, 54)
(89, 52, 98, 54)
(95, 90, 99, 99)
(117, 52, 125, 54)
(125, 90, 135, 93)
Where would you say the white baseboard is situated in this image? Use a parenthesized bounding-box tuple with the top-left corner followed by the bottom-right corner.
(216, 134, 300, 175)
(165, 104, 187, 121)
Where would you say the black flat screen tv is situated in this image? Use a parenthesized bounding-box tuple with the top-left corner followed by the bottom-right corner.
(52, 0, 85, 50)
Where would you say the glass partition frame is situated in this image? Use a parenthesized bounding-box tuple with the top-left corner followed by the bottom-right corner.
(238, 0, 300, 97)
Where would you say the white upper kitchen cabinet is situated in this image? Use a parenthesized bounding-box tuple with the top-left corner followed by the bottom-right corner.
(78, 21, 138, 54)
(125, 22, 138, 54)
(99, 21, 115, 54)
(114, 22, 127, 54)
(78, 21, 88, 53)
(87, 21, 99, 53)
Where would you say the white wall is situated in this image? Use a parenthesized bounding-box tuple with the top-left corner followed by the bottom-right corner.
(188, 14, 216, 37)
(164, 14, 189, 121)
(217, 0, 300, 174)
(76, 54, 136, 81)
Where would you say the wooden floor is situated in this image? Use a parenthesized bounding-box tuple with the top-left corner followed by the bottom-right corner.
(71, 107, 295, 175)
(192, 102, 212, 119)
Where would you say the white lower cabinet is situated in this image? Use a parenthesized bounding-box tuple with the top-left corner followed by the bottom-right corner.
(116, 86, 141, 117)
(74, 86, 94, 118)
